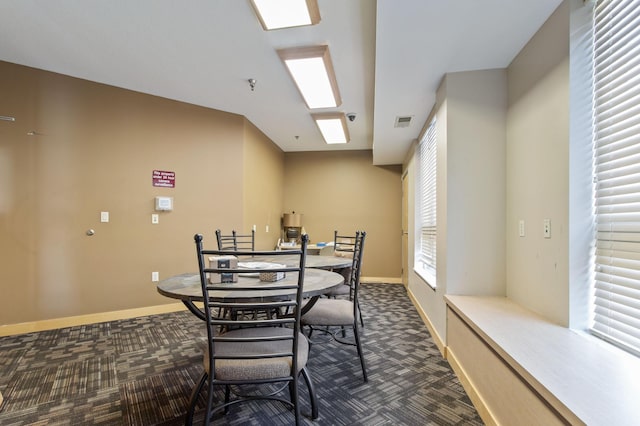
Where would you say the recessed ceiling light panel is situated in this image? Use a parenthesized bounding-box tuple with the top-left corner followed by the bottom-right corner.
(278, 45, 342, 109)
(251, 0, 320, 30)
(313, 113, 349, 144)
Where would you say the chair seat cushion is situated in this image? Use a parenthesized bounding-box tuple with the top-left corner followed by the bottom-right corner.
(301, 298, 354, 326)
(204, 327, 309, 381)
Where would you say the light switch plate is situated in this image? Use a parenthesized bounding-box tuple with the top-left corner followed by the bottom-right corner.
(151, 214, 159, 224)
(100, 211, 109, 223)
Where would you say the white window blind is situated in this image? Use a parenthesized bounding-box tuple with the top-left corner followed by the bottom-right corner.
(416, 118, 437, 287)
(592, 0, 640, 355)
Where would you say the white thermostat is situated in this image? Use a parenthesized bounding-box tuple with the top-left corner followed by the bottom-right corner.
(155, 196, 173, 211)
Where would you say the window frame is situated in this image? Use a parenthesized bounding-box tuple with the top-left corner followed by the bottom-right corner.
(414, 117, 437, 289)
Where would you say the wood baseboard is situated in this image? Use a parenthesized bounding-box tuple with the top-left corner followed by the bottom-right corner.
(0, 303, 187, 337)
(0, 277, 402, 337)
(406, 286, 445, 356)
(405, 289, 495, 424)
(361, 276, 402, 284)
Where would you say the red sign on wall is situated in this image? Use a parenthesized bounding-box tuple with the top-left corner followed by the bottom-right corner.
(152, 170, 175, 188)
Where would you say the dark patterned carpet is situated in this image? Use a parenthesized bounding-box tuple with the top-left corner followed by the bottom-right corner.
(0, 284, 483, 425)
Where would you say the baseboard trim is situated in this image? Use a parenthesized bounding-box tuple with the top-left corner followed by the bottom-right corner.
(0, 303, 187, 337)
(405, 288, 494, 423)
(406, 286, 446, 356)
(361, 276, 402, 284)
(0, 277, 402, 337)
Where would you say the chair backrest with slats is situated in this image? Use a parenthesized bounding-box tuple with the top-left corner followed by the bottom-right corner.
(215, 229, 255, 252)
(334, 230, 356, 257)
(234, 229, 255, 251)
(215, 229, 236, 251)
(194, 233, 308, 382)
(348, 231, 366, 306)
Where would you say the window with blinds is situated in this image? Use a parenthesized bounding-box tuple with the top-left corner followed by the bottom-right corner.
(591, 0, 640, 356)
(415, 118, 437, 288)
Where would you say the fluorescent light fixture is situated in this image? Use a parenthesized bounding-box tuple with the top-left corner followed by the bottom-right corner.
(278, 45, 342, 109)
(251, 0, 320, 30)
(313, 113, 349, 144)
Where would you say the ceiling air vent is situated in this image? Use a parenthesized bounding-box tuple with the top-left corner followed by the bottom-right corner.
(394, 115, 412, 128)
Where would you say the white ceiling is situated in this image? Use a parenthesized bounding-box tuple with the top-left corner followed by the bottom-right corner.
(0, 0, 562, 165)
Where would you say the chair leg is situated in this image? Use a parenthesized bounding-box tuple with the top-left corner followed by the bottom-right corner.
(300, 367, 319, 420)
(224, 385, 231, 414)
(185, 372, 207, 426)
(204, 377, 216, 425)
(289, 374, 301, 425)
(353, 323, 368, 382)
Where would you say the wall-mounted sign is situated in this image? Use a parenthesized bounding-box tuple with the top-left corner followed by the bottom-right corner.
(152, 170, 175, 188)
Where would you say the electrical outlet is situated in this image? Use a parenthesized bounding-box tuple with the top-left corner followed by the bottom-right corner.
(543, 219, 551, 238)
(151, 214, 159, 224)
(151, 271, 159, 282)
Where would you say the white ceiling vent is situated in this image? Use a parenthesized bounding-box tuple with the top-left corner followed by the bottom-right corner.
(394, 115, 412, 128)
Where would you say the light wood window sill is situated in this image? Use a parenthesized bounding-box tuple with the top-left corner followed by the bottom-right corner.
(445, 295, 640, 425)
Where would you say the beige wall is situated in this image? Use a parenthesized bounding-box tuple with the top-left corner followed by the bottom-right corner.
(405, 0, 571, 343)
(283, 150, 402, 279)
(407, 69, 508, 342)
(506, 1, 570, 325)
(242, 121, 285, 250)
(0, 61, 271, 325)
(0, 61, 403, 328)
(445, 69, 507, 297)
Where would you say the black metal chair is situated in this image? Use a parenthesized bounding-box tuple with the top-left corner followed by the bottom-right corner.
(325, 230, 365, 327)
(334, 230, 357, 256)
(215, 229, 255, 252)
(302, 231, 368, 382)
(186, 234, 318, 425)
